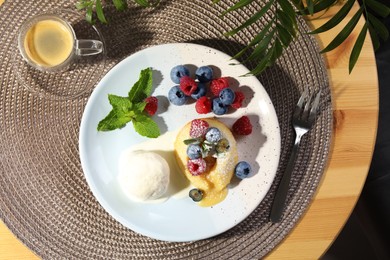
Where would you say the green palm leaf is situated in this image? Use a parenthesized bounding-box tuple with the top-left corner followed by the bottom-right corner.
(349, 23, 368, 73)
(231, 21, 274, 60)
(221, 0, 255, 16)
(365, 0, 390, 18)
(96, 0, 108, 24)
(300, 0, 338, 15)
(367, 13, 389, 41)
(368, 23, 380, 51)
(310, 0, 355, 34)
(320, 6, 363, 53)
(224, 0, 275, 36)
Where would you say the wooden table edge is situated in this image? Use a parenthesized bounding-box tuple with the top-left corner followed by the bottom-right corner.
(0, 1, 379, 259)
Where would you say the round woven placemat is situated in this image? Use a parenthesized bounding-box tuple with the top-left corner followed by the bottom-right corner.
(0, 0, 332, 259)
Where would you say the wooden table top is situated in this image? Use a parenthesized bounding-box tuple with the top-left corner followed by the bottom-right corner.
(0, 2, 378, 259)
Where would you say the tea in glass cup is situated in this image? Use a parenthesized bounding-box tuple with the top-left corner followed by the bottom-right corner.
(18, 13, 103, 72)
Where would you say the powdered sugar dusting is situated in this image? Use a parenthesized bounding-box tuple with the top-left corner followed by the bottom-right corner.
(190, 119, 209, 138)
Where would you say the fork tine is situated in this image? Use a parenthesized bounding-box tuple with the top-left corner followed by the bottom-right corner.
(308, 90, 321, 123)
(293, 89, 308, 118)
(303, 92, 313, 114)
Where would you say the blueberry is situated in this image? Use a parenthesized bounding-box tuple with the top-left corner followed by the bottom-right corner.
(205, 127, 222, 143)
(168, 86, 187, 106)
(189, 188, 203, 202)
(219, 88, 235, 106)
(170, 65, 190, 84)
(212, 98, 227, 115)
(186, 144, 202, 159)
(191, 82, 207, 100)
(235, 161, 252, 179)
(195, 66, 213, 83)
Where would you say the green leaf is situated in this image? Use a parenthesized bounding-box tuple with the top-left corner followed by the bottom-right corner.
(368, 23, 380, 51)
(367, 13, 389, 41)
(134, 0, 160, 7)
(277, 9, 297, 37)
(246, 31, 275, 62)
(224, 0, 275, 36)
(320, 6, 363, 53)
(134, 101, 147, 113)
(310, 0, 355, 34)
(365, 0, 390, 18)
(349, 23, 368, 73)
(271, 39, 284, 61)
(112, 0, 128, 11)
(96, 0, 108, 24)
(221, 0, 255, 16)
(307, 0, 315, 15)
(97, 109, 134, 131)
(278, 0, 296, 21)
(300, 0, 337, 15)
(247, 42, 275, 75)
(86, 5, 94, 24)
(132, 115, 160, 138)
(108, 94, 133, 111)
(128, 67, 153, 103)
(277, 23, 293, 47)
(231, 21, 273, 60)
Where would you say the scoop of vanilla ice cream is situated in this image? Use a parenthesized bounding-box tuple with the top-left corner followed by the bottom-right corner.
(118, 150, 170, 201)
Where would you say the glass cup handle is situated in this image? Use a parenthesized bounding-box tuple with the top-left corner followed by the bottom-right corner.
(75, 39, 103, 56)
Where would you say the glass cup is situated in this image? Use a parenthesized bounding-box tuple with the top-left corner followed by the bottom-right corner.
(18, 13, 103, 73)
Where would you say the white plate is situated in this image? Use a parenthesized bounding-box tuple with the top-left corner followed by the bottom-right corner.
(79, 43, 280, 242)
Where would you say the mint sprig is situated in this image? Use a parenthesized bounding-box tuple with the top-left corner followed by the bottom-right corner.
(97, 67, 160, 138)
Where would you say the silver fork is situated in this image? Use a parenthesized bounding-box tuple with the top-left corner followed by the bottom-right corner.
(270, 89, 321, 223)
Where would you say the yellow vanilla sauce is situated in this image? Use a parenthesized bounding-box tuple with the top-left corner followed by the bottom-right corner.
(118, 130, 190, 203)
(23, 19, 74, 67)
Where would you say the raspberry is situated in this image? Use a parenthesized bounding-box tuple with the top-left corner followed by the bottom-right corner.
(195, 96, 212, 114)
(210, 77, 229, 96)
(180, 76, 197, 96)
(231, 91, 245, 109)
(190, 119, 209, 138)
(187, 158, 207, 176)
(144, 96, 158, 116)
(232, 116, 253, 135)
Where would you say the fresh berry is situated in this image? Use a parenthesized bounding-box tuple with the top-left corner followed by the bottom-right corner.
(189, 188, 203, 202)
(212, 98, 228, 115)
(144, 96, 158, 116)
(180, 76, 197, 96)
(232, 116, 253, 135)
(187, 158, 207, 176)
(170, 65, 190, 84)
(231, 91, 245, 109)
(210, 77, 229, 96)
(205, 127, 222, 143)
(190, 119, 209, 138)
(195, 66, 213, 83)
(219, 88, 235, 106)
(191, 82, 207, 100)
(216, 138, 230, 154)
(168, 86, 187, 106)
(195, 96, 212, 114)
(235, 161, 252, 179)
(186, 144, 202, 160)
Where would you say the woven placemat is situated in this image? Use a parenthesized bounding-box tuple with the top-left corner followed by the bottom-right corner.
(0, 0, 332, 259)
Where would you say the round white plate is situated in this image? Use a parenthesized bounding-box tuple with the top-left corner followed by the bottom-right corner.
(79, 43, 280, 242)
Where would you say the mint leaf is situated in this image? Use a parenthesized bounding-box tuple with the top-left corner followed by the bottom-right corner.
(108, 94, 133, 111)
(128, 67, 153, 103)
(97, 108, 135, 131)
(132, 114, 160, 138)
(97, 94, 135, 131)
(97, 68, 160, 138)
(133, 101, 147, 113)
